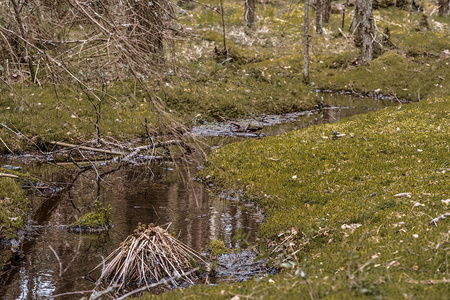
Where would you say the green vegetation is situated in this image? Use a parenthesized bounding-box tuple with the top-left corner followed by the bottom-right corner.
(2, 1, 448, 153)
(140, 96, 449, 300)
(0, 177, 29, 241)
(68, 200, 112, 232)
(208, 239, 230, 256)
(0, 82, 162, 152)
(1, 0, 449, 298)
(0, 169, 34, 265)
(134, 2, 449, 297)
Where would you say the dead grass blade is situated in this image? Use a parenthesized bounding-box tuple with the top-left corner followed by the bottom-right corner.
(90, 223, 209, 291)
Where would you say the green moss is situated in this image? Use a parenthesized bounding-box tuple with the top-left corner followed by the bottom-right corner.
(190, 97, 449, 298)
(0, 81, 163, 152)
(208, 239, 230, 256)
(69, 200, 112, 231)
(0, 167, 39, 183)
(0, 177, 29, 240)
(313, 50, 449, 100)
(138, 98, 450, 299)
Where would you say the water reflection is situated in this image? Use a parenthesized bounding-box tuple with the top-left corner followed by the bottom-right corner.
(1, 160, 260, 299)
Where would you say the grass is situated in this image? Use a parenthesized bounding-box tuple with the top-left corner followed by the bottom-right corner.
(1, 0, 449, 297)
(138, 96, 449, 300)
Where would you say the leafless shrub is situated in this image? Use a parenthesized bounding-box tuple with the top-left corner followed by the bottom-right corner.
(0, 0, 187, 139)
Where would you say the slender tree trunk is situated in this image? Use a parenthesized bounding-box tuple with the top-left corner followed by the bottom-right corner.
(342, 0, 349, 30)
(244, 0, 256, 29)
(354, 0, 375, 65)
(219, 0, 227, 54)
(438, 0, 449, 15)
(316, 0, 323, 34)
(303, 0, 310, 82)
(323, 0, 331, 23)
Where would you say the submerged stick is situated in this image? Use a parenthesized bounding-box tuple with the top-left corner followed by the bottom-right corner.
(114, 268, 199, 300)
(50, 141, 127, 156)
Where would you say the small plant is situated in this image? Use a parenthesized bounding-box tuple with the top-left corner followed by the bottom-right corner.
(232, 227, 252, 248)
(208, 239, 230, 256)
(68, 200, 112, 233)
(208, 262, 218, 277)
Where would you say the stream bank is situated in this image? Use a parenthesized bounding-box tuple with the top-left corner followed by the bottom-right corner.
(165, 97, 448, 300)
(0, 93, 399, 299)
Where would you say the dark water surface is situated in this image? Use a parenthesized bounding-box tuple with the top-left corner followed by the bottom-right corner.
(0, 94, 399, 299)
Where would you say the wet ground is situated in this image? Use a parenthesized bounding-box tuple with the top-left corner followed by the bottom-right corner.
(0, 94, 399, 299)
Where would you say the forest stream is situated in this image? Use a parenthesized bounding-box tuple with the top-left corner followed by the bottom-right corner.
(0, 93, 399, 299)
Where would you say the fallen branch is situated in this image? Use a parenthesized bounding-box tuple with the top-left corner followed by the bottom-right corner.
(50, 141, 127, 156)
(122, 140, 192, 163)
(0, 173, 19, 179)
(430, 213, 450, 226)
(51, 139, 193, 164)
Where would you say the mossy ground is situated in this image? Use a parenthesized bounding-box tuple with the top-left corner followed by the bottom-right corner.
(2, 1, 448, 153)
(1, 0, 449, 297)
(139, 96, 449, 300)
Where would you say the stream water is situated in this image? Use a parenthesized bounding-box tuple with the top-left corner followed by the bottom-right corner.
(0, 94, 399, 299)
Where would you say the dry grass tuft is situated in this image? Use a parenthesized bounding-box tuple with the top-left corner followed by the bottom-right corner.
(91, 223, 209, 291)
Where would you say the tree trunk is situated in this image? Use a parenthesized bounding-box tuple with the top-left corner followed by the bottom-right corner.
(303, 0, 310, 82)
(316, 0, 323, 34)
(439, 0, 449, 15)
(342, 0, 349, 29)
(244, 0, 256, 29)
(323, 0, 331, 23)
(354, 0, 375, 65)
(220, 0, 227, 53)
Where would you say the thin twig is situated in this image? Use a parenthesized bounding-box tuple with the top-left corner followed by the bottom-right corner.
(49, 246, 63, 277)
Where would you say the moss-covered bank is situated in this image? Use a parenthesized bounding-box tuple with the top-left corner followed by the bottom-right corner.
(0, 172, 30, 241)
(0, 173, 30, 265)
(139, 97, 449, 298)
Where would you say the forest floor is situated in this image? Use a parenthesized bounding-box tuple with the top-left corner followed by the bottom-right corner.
(0, 0, 449, 298)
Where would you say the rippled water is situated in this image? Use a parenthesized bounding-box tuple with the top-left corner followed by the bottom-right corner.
(0, 94, 398, 299)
